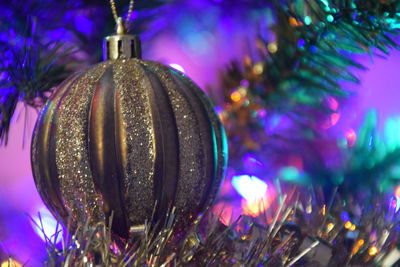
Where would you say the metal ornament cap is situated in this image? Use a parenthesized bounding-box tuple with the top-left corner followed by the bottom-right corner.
(103, 17, 142, 60)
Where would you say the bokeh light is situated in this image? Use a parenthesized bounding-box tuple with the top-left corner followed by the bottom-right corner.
(242, 197, 271, 217)
(345, 128, 357, 147)
(395, 185, 400, 198)
(340, 211, 350, 222)
(30, 207, 62, 243)
(368, 246, 379, 256)
(230, 91, 242, 102)
(326, 223, 334, 232)
(232, 175, 267, 201)
(1, 259, 22, 267)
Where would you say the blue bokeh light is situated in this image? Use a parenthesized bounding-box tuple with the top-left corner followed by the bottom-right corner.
(31, 207, 63, 244)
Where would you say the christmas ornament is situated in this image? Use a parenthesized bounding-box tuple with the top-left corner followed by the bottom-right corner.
(31, 1, 227, 237)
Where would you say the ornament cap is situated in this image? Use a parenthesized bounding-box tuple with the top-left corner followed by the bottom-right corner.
(103, 17, 142, 61)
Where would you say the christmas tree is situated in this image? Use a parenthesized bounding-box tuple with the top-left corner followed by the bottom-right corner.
(1, 0, 400, 266)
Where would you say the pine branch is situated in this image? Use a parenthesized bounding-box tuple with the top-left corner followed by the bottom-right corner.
(0, 0, 167, 145)
(0, 18, 74, 145)
(217, 0, 400, 174)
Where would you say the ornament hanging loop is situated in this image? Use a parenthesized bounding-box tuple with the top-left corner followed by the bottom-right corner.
(109, 0, 135, 29)
(116, 17, 126, 35)
(104, 0, 141, 60)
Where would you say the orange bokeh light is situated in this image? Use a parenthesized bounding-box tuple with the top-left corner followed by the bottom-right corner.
(395, 185, 400, 198)
(242, 196, 271, 217)
(1, 259, 22, 267)
(289, 17, 303, 27)
(368, 246, 378, 256)
(230, 91, 242, 102)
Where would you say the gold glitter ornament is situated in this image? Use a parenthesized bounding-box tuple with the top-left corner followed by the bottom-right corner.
(31, 18, 228, 237)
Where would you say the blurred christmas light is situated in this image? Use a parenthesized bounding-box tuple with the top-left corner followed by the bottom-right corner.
(393, 186, 400, 212)
(319, 97, 341, 129)
(267, 43, 277, 53)
(320, 0, 330, 8)
(232, 175, 267, 201)
(169, 63, 186, 73)
(344, 221, 352, 229)
(345, 128, 357, 147)
(278, 166, 308, 184)
(304, 16, 312, 25)
(321, 113, 340, 129)
(240, 79, 249, 87)
(326, 14, 334, 22)
(110, 242, 120, 255)
(368, 246, 379, 256)
(340, 211, 350, 222)
(395, 185, 400, 198)
(237, 86, 247, 96)
(396, 199, 400, 213)
(326, 96, 339, 111)
(390, 197, 397, 212)
(258, 109, 267, 118)
(253, 63, 264, 74)
(31, 207, 62, 243)
(352, 239, 364, 255)
(326, 223, 334, 233)
(297, 39, 305, 48)
(241, 197, 270, 217)
(1, 259, 22, 267)
(230, 91, 242, 102)
(289, 17, 302, 27)
(384, 117, 400, 151)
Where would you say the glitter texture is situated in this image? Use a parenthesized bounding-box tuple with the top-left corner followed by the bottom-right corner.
(171, 69, 228, 210)
(113, 59, 155, 225)
(31, 72, 83, 223)
(55, 63, 110, 223)
(32, 58, 227, 233)
(141, 62, 206, 217)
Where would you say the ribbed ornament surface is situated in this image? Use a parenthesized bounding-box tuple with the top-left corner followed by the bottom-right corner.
(31, 59, 228, 237)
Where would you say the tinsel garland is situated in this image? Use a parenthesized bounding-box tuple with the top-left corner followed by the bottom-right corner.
(32, 188, 400, 266)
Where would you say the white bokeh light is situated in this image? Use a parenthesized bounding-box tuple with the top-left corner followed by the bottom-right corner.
(169, 63, 186, 73)
(31, 206, 63, 243)
(232, 175, 268, 201)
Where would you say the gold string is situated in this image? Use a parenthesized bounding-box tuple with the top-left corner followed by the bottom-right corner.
(109, 0, 135, 27)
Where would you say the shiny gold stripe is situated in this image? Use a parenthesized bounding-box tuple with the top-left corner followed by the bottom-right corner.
(138, 62, 180, 225)
(142, 61, 209, 221)
(173, 71, 228, 210)
(88, 66, 128, 236)
(32, 72, 82, 223)
(55, 63, 110, 224)
(113, 59, 155, 226)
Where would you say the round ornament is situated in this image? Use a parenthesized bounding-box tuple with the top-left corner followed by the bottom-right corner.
(31, 18, 227, 237)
